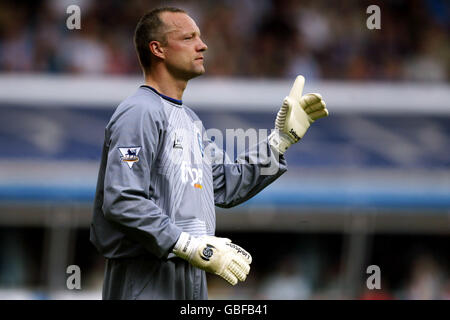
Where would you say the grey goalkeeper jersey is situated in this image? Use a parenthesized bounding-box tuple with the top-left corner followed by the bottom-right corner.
(90, 85, 287, 260)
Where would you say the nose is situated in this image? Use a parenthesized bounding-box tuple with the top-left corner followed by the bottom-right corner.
(198, 38, 207, 52)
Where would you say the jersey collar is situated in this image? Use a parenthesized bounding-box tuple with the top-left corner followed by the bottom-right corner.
(140, 85, 183, 105)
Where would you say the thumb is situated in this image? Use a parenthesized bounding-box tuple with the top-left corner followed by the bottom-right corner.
(288, 75, 305, 102)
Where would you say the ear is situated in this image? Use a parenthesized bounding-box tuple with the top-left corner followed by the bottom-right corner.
(149, 40, 165, 60)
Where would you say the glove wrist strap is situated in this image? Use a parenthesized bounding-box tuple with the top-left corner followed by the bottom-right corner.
(173, 232, 200, 261)
(269, 130, 293, 155)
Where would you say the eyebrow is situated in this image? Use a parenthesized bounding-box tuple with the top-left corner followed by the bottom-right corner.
(182, 30, 200, 37)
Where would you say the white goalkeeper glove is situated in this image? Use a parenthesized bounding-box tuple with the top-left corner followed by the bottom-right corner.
(172, 232, 252, 285)
(269, 75, 329, 154)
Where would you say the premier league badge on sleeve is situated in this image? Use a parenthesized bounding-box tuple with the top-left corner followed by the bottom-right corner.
(119, 147, 141, 168)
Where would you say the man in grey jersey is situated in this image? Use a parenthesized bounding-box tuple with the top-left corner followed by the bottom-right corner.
(90, 7, 328, 300)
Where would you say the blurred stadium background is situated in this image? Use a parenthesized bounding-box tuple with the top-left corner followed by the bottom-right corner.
(0, 0, 448, 300)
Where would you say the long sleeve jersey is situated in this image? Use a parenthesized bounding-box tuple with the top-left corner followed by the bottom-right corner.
(90, 85, 287, 260)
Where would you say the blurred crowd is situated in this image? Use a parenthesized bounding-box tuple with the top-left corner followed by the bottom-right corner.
(0, 0, 448, 81)
(0, 229, 448, 300)
(207, 247, 450, 300)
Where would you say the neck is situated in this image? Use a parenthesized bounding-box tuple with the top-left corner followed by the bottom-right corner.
(144, 67, 187, 100)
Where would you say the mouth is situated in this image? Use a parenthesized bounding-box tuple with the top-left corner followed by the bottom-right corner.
(195, 57, 204, 61)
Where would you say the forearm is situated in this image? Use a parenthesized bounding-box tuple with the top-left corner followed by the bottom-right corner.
(213, 138, 287, 208)
(103, 186, 183, 259)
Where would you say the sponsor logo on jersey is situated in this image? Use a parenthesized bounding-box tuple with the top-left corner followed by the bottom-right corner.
(181, 161, 203, 189)
(118, 147, 141, 168)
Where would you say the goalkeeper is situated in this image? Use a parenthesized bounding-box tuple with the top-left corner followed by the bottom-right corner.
(90, 7, 328, 300)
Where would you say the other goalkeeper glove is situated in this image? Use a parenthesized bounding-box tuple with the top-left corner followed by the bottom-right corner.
(172, 232, 252, 285)
(269, 75, 329, 154)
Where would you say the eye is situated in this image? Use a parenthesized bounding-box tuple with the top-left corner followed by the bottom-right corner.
(184, 35, 193, 40)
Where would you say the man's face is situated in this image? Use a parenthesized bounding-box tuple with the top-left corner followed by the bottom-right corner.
(160, 12, 208, 80)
